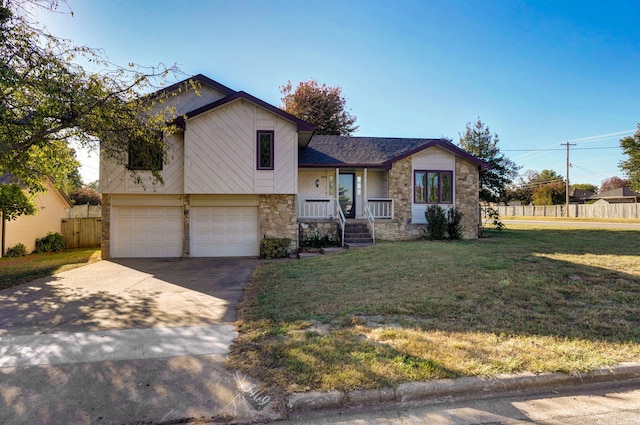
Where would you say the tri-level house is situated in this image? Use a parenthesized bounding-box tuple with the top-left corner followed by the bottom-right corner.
(100, 75, 489, 258)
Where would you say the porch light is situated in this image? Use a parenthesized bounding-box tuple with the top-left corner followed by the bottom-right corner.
(315, 179, 320, 188)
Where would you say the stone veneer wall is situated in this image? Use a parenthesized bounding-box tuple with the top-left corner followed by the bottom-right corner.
(455, 157, 480, 239)
(376, 156, 427, 241)
(259, 194, 298, 249)
(372, 155, 481, 241)
(100, 193, 111, 259)
(182, 194, 190, 257)
(298, 220, 340, 245)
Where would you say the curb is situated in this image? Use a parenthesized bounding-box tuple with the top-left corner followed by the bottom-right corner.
(286, 362, 640, 414)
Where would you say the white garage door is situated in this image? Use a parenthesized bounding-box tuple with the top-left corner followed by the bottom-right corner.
(112, 206, 183, 257)
(191, 206, 259, 257)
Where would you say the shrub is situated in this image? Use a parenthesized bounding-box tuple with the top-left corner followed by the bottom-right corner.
(300, 231, 338, 248)
(425, 205, 447, 240)
(260, 237, 292, 259)
(446, 207, 464, 240)
(35, 232, 66, 253)
(5, 243, 27, 257)
(480, 207, 504, 236)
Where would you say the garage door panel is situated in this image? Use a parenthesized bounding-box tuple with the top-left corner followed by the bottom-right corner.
(112, 206, 182, 258)
(191, 206, 258, 257)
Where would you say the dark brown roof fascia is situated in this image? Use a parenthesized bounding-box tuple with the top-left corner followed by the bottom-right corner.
(152, 74, 236, 100)
(381, 139, 491, 170)
(298, 163, 388, 169)
(176, 91, 315, 134)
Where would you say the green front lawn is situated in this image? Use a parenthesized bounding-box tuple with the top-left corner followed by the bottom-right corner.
(229, 226, 640, 393)
(0, 248, 101, 290)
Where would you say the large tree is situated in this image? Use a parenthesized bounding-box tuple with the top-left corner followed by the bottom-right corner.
(600, 176, 630, 193)
(507, 169, 564, 205)
(619, 124, 640, 191)
(1, 0, 184, 192)
(459, 118, 520, 203)
(280, 79, 358, 135)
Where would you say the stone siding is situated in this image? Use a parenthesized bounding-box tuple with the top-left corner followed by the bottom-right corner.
(375, 221, 426, 241)
(298, 220, 340, 245)
(377, 156, 426, 240)
(100, 193, 111, 259)
(455, 157, 480, 239)
(182, 194, 190, 257)
(374, 155, 480, 241)
(259, 194, 298, 249)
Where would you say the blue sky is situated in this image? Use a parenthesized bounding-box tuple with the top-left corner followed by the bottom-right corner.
(36, 0, 640, 188)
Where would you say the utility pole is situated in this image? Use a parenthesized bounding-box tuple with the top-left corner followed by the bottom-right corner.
(561, 142, 576, 217)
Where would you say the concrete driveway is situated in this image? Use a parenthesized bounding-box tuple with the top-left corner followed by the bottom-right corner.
(0, 258, 279, 425)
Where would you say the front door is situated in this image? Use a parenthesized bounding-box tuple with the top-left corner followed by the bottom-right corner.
(339, 173, 355, 218)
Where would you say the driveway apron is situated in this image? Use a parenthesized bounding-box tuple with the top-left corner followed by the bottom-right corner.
(0, 258, 279, 424)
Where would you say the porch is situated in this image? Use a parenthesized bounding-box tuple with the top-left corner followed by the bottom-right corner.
(297, 168, 397, 246)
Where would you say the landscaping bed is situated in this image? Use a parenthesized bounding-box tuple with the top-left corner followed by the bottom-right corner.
(229, 226, 640, 393)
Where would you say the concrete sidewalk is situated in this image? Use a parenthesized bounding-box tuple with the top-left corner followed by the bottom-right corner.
(0, 258, 284, 425)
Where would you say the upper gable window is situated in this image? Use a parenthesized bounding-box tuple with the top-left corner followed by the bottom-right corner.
(128, 133, 163, 171)
(414, 170, 452, 204)
(257, 130, 274, 170)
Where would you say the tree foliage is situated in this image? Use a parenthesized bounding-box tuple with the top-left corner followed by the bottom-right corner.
(69, 186, 101, 205)
(571, 183, 598, 194)
(0, 183, 36, 221)
(0, 182, 36, 255)
(600, 176, 631, 193)
(459, 118, 520, 203)
(280, 79, 358, 135)
(0, 0, 184, 191)
(531, 181, 565, 205)
(620, 124, 640, 191)
(508, 169, 565, 205)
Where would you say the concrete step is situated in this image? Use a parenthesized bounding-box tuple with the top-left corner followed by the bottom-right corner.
(344, 237, 374, 244)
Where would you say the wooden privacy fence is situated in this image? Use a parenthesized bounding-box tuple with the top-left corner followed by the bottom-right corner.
(488, 203, 640, 219)
(61, 217, 102, 248)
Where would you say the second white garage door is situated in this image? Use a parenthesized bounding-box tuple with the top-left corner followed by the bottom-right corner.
(191, 206, 259, 257)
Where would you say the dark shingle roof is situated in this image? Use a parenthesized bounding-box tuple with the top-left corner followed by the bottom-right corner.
(592, 187, 640, 199)
(299, 135, 489, 169)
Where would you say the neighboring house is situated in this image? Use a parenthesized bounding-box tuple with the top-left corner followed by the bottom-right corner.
(590, 187, 640, 204)
(100, 75, 488, 259)
(569, 188, 595, 204)
(0, 175, 73, 256)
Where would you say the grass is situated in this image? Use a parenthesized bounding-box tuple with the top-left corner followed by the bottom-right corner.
(229, 226, 640, 393)
(0, 248, 101, 290)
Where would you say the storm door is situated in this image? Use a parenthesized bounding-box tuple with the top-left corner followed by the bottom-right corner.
(339, 173, 356, 219)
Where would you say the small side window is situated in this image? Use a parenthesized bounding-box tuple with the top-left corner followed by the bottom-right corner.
(128, 132, 163, 171)
(257, 130, 274, 170)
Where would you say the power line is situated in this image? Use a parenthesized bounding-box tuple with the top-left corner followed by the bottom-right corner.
(509, 129, 634, 160)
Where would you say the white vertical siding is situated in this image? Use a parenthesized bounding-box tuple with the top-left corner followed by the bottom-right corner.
(299, 170, 333, 199)
(185, 100, 297, 194)
(100, 133, 184, 195)
(366, 170, 388, 198)
(411, 147, 456, 224)
(152, 85, 229, 116)
(274, 118, 297, 193)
